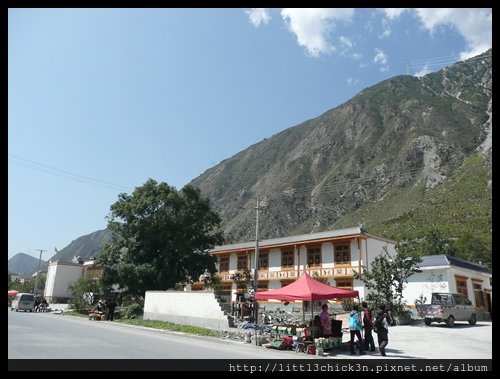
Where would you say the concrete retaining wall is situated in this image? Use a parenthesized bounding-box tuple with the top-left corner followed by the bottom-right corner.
(144, 291, 230, 331)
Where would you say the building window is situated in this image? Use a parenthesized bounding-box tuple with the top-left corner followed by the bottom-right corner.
(85, 266, 102, 279)
(455, 277, 468, 297)
(219, 256, 229, 272)
(281, 250, 294, 268)
(334, 244, 350, 264)
(219, 284, 232, 303)
(259, 252, 269, 270)
(257, 281, 268, 292)
(336, 279, 353, 290)
(307, 247, 321, 267)
(473, 282, 485, 308)
(237, 255, 248, 270)
(281, 280, 294, 287)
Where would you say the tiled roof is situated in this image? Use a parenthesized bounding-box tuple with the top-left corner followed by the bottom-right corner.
(211, 227, 366, 252)
(418, 255, 491, 274)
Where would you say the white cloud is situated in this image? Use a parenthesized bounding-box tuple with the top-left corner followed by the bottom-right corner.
(280, 8, 354, 57)
(340, 36, 353, 49)
(359, 63, 368, 68)
(346, 77, 359, 86)
(245, 8, 271, 27)
(364, 21, 374, 34)
(373, 48, 388, 65)
(380, 18, 392, 38)
(379, 8, 409, 20)
(378, 9, 410, 39)
(374, 48, 389, 72)
(413, 8, 492, 60)
(351, 52, 362, 60)
(414, 64, 431, 77)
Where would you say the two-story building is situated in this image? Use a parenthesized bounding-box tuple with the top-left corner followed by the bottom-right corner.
(209, 226, 396, 303)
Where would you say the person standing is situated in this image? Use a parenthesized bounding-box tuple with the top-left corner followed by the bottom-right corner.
(348, 305, 365, 355)
(106, 299, 117, 321)
(362, 301, 376, 352)
(375, 303, 391, 356)
(320, 304, 332, 336)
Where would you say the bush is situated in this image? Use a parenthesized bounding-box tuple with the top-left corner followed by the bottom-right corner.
(341, 298, 355, 311)
(123, 303, 143, 319)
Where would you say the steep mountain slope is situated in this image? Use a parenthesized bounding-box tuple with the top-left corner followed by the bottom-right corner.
(48, 228, 114, 262)
(189, 50, 492, 251)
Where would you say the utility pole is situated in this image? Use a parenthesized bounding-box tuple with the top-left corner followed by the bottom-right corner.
(253, 198, 262, 346)
(33, 249, 46, 296)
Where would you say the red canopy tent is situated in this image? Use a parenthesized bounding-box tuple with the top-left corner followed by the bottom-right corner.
(255, 272, 359, 302)
(8, 290, 19, 297)
(254, 273, 359, 343)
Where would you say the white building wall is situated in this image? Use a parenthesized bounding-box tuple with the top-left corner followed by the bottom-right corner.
(269, 248, 281, 272)
(268, 280, 281, 290)
(402, 265, 492, 307)
(364, 237, 396, 270)
(348, 240, 358, 266)
(322, 243, 334, 267)
(402, 268, 450, 306)
(44, 262, 83, 300)
(298, 245, 307, 272)
(229, 253, 237, 272)
(44, 264, 57, 300)
(144, 291, 230, 330)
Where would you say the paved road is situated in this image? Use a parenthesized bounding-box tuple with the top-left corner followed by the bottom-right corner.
(8, 310, 317, 360)
(8, 309, 491, 361)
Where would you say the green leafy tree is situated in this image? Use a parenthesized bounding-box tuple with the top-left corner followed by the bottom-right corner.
(203, 273, 222, 294)
(354, 244, 421, 314)
(9, 277, 40, 294)
(97, 179, 223, 298)
(451, 232, 491, 267)
(69, 276, 102, 311)
(312, 272, 328, 284)
(232, 268, 253, 290)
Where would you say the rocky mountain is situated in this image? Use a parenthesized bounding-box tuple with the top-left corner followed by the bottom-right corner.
(42, 49, 491, 265)
(8, 253, 47, 275)
(48, 228, 114, 262)
(189, 49, 492, 260)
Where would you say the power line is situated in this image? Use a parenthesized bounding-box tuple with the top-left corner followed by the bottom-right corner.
(9, 153, 132, 192)
(405, 53, 489, 76)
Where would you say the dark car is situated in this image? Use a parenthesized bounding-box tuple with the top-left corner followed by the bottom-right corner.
(425, 292, 477, 327)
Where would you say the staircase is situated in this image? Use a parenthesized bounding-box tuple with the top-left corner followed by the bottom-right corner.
(214, 294, 235, 327)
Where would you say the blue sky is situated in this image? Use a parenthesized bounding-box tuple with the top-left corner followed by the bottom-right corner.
(8, 8, 492, 261)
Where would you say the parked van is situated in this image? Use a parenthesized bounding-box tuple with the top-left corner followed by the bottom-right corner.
(11, 293, 35, 312)
(425, 292, 476, 327)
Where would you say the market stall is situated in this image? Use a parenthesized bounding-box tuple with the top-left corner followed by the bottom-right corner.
(255, 273, 359, 353)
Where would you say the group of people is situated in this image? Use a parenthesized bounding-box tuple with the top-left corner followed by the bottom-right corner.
(34, 297, 48, 312)
(348, 302, 391, 356)
(90, 298, 117, 321)
(319, 301, 392, 356)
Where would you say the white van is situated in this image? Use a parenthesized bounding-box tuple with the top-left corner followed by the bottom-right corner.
(11, 293, 35, 312)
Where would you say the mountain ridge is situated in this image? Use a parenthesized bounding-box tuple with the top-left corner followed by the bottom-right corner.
(11, 49, 491, 265)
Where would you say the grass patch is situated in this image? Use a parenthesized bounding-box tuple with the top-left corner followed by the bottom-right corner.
(115, 319, 218, 337)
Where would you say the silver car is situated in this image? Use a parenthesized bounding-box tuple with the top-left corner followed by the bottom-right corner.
(425, 292, 477, 327)
(11, 293, 35, 312)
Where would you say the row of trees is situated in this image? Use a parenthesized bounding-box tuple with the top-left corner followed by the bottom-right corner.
(8, 275, 46, 296)
(70, 178, 481, 313)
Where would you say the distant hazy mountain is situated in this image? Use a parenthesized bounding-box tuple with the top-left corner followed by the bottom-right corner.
(48, 229, 114, 262)
(8, 253, 47, 275)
